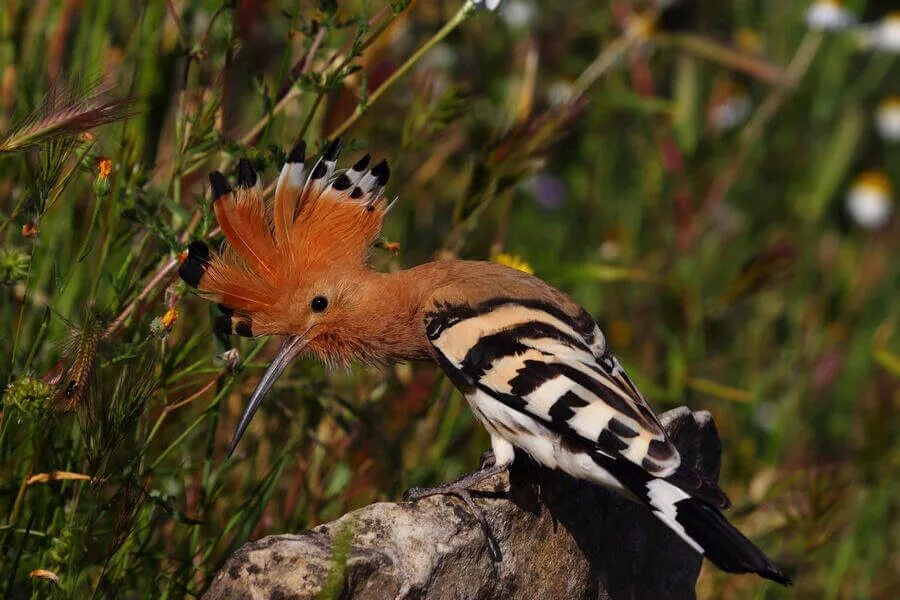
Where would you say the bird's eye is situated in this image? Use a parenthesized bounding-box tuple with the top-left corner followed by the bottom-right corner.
(311, 295, 328, 312)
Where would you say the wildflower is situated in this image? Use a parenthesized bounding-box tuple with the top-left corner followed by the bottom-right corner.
(161, 307, 178, 330)
(708, 78, 752, 132)
(383, 241, 401, 256)
(529, 173, 568, 210)
(0, 246, 30, 284)
(846, 171, 894, 230)
(472, 0, 502, 10)
(2, 376, 53, 421)
(865, 11, 900, 52)
(218, 348, 241, 371)
(149, 308, 178, 339)
(625, 12, 657, 42)
(500, 0, 536, 29)
(29, 570, 60, 586)
(97, 157, 112, 178)
(875, 96, 900, 142)
(547, 79, 575, 108)
(93, 157, 112, 196)
(491, 252, 534, 274)
(805, 1, 855, 32)
(21, 220, 38, 238)
(734, 28, 764, 55)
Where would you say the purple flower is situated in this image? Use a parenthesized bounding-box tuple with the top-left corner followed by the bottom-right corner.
(530, 173, 568, 211)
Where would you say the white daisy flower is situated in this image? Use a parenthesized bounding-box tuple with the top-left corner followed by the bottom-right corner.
(501, 0, 536, 29)
(708, 79, 752, 132)
(805, 1, 855, 32)
(866, 12, 900, 52)
(846, 171, 894, 230)
(472, 0, 503, 11)
(709, 96, 751, 132)
(547, 79, 575, 107)
(875, 97, 900, 142)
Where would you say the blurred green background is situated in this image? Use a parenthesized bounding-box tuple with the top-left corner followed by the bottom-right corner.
(1, 0, 898, 597)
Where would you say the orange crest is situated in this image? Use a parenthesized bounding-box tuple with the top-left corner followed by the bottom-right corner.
(179, 140, 393, 337)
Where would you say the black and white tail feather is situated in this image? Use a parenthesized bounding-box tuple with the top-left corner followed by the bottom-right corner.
(591, 446, 791, 584)
(424, 296, 791, 585)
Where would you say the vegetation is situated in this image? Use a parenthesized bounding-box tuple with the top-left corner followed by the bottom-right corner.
(0, 1, 897, 597)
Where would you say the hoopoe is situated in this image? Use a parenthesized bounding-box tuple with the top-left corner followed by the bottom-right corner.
(179, 139, 791, 585)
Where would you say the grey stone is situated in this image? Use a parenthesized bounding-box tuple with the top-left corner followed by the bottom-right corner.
(205, 408, 721, 600)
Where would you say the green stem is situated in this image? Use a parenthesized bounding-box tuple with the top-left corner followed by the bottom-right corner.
(328, 1, 476, 140)
(2, 430, 46, 548)
(75, 194, 105, 263)
(0, 198, 25, 236)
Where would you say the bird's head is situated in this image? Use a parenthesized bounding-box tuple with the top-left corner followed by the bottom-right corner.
(178, 139, 393, 453)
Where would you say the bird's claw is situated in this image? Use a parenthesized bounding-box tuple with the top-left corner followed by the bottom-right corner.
(402, 463, 508, 562)
(402, 486, 430, 502)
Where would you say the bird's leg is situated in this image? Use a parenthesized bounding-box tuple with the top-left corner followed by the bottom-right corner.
(480, 449, 495, 469)
(403, 461, 509, 561)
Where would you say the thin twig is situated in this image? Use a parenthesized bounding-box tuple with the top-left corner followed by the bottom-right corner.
(660, 33, 789, 85)
(165, 0, 189, 47)
(327, 2, 476, 140)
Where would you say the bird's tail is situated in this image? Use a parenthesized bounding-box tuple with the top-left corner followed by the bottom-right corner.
(661, 488, 792, 585)
(595, 453, 791, 585)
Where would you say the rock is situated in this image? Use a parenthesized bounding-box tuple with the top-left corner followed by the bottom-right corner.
(205, 408, 721, 600)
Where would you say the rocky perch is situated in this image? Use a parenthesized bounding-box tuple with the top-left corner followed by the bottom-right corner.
(205, 407, 722, 599)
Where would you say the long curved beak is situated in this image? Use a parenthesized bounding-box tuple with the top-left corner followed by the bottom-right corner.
(227, 334, 308, 457)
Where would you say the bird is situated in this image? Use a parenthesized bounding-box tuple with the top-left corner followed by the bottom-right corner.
(178, 139, 791, 586)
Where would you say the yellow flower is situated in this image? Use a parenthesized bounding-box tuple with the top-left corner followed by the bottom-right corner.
(97, 157, 113, 179)
(161, 307, 178, 330)
(492, 252, 534, 275)
(625, 13, 657, 41)
(734, 28, 764, 55)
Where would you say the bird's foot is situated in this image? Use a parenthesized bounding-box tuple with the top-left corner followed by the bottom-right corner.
(403, 463, 507, 561)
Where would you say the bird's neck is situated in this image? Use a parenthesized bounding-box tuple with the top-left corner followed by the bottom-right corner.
(333, 262, 459, 364)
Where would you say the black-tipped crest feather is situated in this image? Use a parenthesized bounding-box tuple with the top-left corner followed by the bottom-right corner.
(287, 140, 306, 163)
(209, 171, 231, 199)
(236, 158, 257, 188)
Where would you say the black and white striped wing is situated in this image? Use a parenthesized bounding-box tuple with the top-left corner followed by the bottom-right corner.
(424, 297, 681, 476)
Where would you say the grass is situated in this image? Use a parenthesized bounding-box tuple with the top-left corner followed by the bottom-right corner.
(0, 1, 898, 598)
